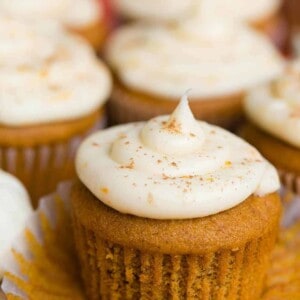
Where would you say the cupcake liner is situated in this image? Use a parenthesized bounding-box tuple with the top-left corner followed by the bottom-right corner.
(72, 220, 276, 300)
(0, 117, 106, 208)
(1, 182, 85, 300)
(1, 182, 300, 300)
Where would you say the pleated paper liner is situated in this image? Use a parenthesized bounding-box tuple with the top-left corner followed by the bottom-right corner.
(1, 183, 300, 300)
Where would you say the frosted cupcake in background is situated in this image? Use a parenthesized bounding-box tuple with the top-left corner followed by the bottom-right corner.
(105, 20, 284, 128)
(112, 0, 281, 25)
(242, 59, 300, 196)
(112, 0, 286, 50)
(0, 15, 112, 207)
(72, 97, 282, 299)
(0, 170, 32, 278)
(0, 0, 108, 50)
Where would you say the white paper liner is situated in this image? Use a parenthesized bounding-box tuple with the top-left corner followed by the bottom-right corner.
(1, 182, 73, 299)
(0, 180, 299, 299)
(0, 117, 106, 207)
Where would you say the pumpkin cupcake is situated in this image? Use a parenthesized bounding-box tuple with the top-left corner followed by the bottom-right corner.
(0, 0, 108, 50)
(72, 97, 282, 300)
(0, 170, 32, 278)
(105, 20, 284, 128)
(112, 0, 286, 49)
(242, 59, 300, 195)
(0, 16, 112, 207)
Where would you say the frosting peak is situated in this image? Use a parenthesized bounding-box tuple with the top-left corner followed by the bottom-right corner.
(77, 99, 280, 219)
(141, 95, 205, 156)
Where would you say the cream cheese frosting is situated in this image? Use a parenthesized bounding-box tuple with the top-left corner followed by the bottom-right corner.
(0, 16, 112, 126)
(0, 0, 102, 28)
(76, 96, 280, 219)
(0, 170, 32, 278)
(198, 0, 282, 24)
(106, 21, 284, 99)
(113, 0, 281, 23)
(245, 60, 300, 148)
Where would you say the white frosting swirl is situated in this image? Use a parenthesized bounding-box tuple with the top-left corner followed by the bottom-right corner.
(113, 0, 280, 23)
(245, 60, 300, 148)
(0, 16, 112, 126)
(198, 0, 281, 24)
(0, 0, 102, 28)
(106, 21, 284, 99)
(76, 97, 279, 219)
(0, 171, 32, 278)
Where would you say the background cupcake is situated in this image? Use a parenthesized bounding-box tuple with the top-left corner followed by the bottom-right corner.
(242, 60, 300, 195)
(106, 20, 284, 128)
(0, 170, 32, 278)
(0, 0, 108, 50)
(112, 0, 197, 23)
(112, 0, 286, 50)
(0, 16, 111, 207)
(72, 98, 281, 299)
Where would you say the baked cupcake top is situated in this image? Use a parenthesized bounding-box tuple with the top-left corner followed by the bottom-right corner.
(76, 96, 279, 219)
(0, 170, 32, 277)
(0, 0, 102, 28)
(106, 21, 284, 99)
(113, 0, 281, 23)
(245, 60, 300, 148)
(0, 16, 111, 127)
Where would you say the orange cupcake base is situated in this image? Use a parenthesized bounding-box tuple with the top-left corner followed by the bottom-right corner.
(240, 122, 300, 195)
(0, 110, 105, 207)
(71, 181, 281, 300)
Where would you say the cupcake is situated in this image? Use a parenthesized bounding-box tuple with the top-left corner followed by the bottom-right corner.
(242, 60, 300, 195)
(112, 0, 286, 48)
(106, 20, 284, 128)
(72, 97, 282, 299)
(0, 170, 32, 278)
(113, 0, 281, 26)
(0, 0, 108, 50)
(0, 16, 112, 207)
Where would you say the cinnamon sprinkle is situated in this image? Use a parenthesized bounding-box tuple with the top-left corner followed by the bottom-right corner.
(163, 118, 181, 134)
(120, 159, 135, 170)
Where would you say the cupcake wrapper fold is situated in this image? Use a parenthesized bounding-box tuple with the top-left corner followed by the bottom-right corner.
(279, 169, 300, 196)
(279, 169, 300, 227)
(1, 181, 85, 300)
(72, 218, 277, 300)
(0, 118, 105, 208)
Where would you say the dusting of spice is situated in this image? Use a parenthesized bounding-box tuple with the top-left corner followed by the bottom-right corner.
(100, 187, 109, 194)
